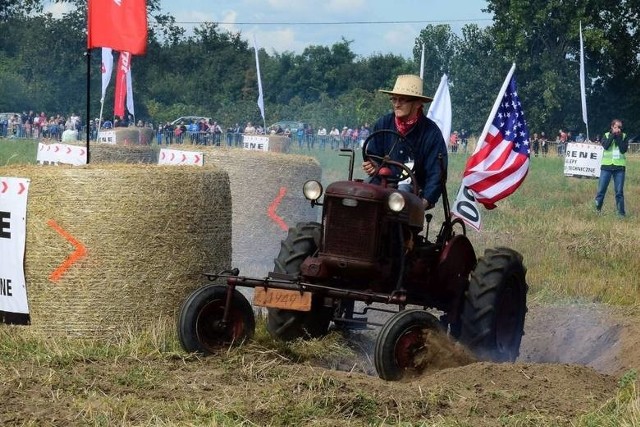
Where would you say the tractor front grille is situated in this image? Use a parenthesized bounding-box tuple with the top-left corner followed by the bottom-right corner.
(322, 197, 380, 260)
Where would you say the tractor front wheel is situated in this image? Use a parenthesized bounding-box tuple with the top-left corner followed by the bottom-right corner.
(460, 247, 528, 362)
(374, 309, 444, 381)
(178, 284, 255, 354)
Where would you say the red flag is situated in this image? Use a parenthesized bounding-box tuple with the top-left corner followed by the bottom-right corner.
(87, 0, 148, 55)
(114, 51, 131, 118)
(462, 64, 530, 209)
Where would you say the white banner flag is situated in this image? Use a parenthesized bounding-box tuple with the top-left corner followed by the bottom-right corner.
(427, 74, 452, 149)
(0, 177, 31, 323)
(419, 43, 425, 80)
(126, 64, 135, 117)
(253, 34, 265, 122)
(579, 22, 589, 135)
(101, 48, 113, 102)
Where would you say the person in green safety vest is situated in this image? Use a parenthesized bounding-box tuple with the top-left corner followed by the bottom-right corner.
(594, 119, 628, 217)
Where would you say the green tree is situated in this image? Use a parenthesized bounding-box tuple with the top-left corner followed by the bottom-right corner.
(449, 24, 506, 136)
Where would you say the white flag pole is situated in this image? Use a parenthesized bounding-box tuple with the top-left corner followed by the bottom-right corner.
(253, 34, 266, 132)
(98, 47, 114, 137)
(579, 22, 589, 142)
(126, 64, 135, 125)
(419, 43, 425, 79)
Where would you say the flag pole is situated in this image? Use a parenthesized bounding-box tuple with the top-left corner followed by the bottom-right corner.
(471, 63, 516, 155)
(419, 43, 425, 80)
(85, 48, 91, 163)
(579, 22, 590, 142)
(253, 34, 266, 132)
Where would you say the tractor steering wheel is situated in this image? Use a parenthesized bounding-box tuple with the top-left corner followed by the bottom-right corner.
(362, 129, 419, 196)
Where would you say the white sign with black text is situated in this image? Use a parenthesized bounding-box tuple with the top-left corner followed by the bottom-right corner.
(242, 135, 270, 152)
(451, 185, 482, 231)
(564, 143, 603, 178)
(0, 177, 31, 324)
(97, 130, 117, 144)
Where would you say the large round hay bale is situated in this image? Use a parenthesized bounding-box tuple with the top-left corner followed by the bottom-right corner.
(177, 146, 320, 276)
(0, 164, 231, 337)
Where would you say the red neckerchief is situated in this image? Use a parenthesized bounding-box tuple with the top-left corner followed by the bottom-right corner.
(394, 105, 423, 136)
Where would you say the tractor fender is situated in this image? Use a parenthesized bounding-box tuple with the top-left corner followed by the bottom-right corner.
(436, 235, 477, 315)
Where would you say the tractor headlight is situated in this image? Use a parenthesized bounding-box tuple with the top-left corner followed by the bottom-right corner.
(303, 180, 323, 201)
(388, 192, 405, 212)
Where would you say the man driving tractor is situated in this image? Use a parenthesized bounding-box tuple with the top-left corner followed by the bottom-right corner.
(362, 74, 448, 210)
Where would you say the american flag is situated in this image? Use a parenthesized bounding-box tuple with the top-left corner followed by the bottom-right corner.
(462, 72, 530, 209)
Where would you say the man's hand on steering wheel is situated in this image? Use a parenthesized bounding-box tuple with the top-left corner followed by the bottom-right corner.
(362, 160, 378, 176)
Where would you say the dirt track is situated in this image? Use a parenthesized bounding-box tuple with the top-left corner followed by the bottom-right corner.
(1, 302, 637, 425)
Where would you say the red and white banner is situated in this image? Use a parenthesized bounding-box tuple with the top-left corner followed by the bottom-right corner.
(158, 149, 204, 166)
(0, 177, 31, 324)
(114, 51, 131, 119)
(37, 143, 88, 166)
(87, 0, 148, 55)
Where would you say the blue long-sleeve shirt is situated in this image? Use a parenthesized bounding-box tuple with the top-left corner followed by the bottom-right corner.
(366, 113, 448, 205)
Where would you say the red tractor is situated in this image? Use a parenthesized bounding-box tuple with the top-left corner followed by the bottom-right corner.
(178, 130, 528, 381)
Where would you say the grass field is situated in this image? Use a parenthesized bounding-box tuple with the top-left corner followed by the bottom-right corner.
(1, 138, 639, 425)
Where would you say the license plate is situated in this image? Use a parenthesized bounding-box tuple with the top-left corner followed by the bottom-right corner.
(253, 288, 312, 311)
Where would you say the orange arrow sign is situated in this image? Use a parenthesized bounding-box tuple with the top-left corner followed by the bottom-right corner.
(267, 187, 288, 231)
(47, 219, 87, 283)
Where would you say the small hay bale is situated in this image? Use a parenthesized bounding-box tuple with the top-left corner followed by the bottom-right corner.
(65, 141, 158, 164)
(0, 164, 231, 337)
(113, 127, 154, 145)
(88, 142, 157, 164)
(177, 146, 321, 276)
(265, 135, 292, 153)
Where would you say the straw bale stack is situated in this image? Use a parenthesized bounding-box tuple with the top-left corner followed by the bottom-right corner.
(0, 164, 231, 337)
(178, 146, 321, 277)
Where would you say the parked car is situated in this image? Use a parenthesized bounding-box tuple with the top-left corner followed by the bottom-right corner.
(269, 120, 308, 134)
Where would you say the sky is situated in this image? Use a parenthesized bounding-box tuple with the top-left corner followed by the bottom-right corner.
(160, 0, 493, 58)
(44, 0, 492, 59)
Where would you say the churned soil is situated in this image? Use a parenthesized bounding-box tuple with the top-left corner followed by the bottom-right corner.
(1, 302, 637, 425)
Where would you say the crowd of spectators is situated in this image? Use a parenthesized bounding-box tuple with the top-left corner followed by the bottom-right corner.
(0, 111, 85, 140)
(3, 112, 476, 154)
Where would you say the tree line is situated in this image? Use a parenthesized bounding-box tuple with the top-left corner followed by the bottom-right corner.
(0, 0, 639, 139)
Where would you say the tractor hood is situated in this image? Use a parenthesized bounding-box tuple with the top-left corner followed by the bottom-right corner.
(325, 180, 425, 228)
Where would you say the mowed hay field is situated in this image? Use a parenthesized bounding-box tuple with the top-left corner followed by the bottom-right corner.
(1, 139, 640, 426)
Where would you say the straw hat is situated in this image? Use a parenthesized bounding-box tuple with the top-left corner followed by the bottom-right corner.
(379, 74, 433, 102)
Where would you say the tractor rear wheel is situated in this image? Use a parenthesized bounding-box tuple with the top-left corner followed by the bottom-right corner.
(374, 309, 444, 381)
(267, 222, 333, 341)
(178, 284, 255, 354)
(459, 247, 528, 362)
